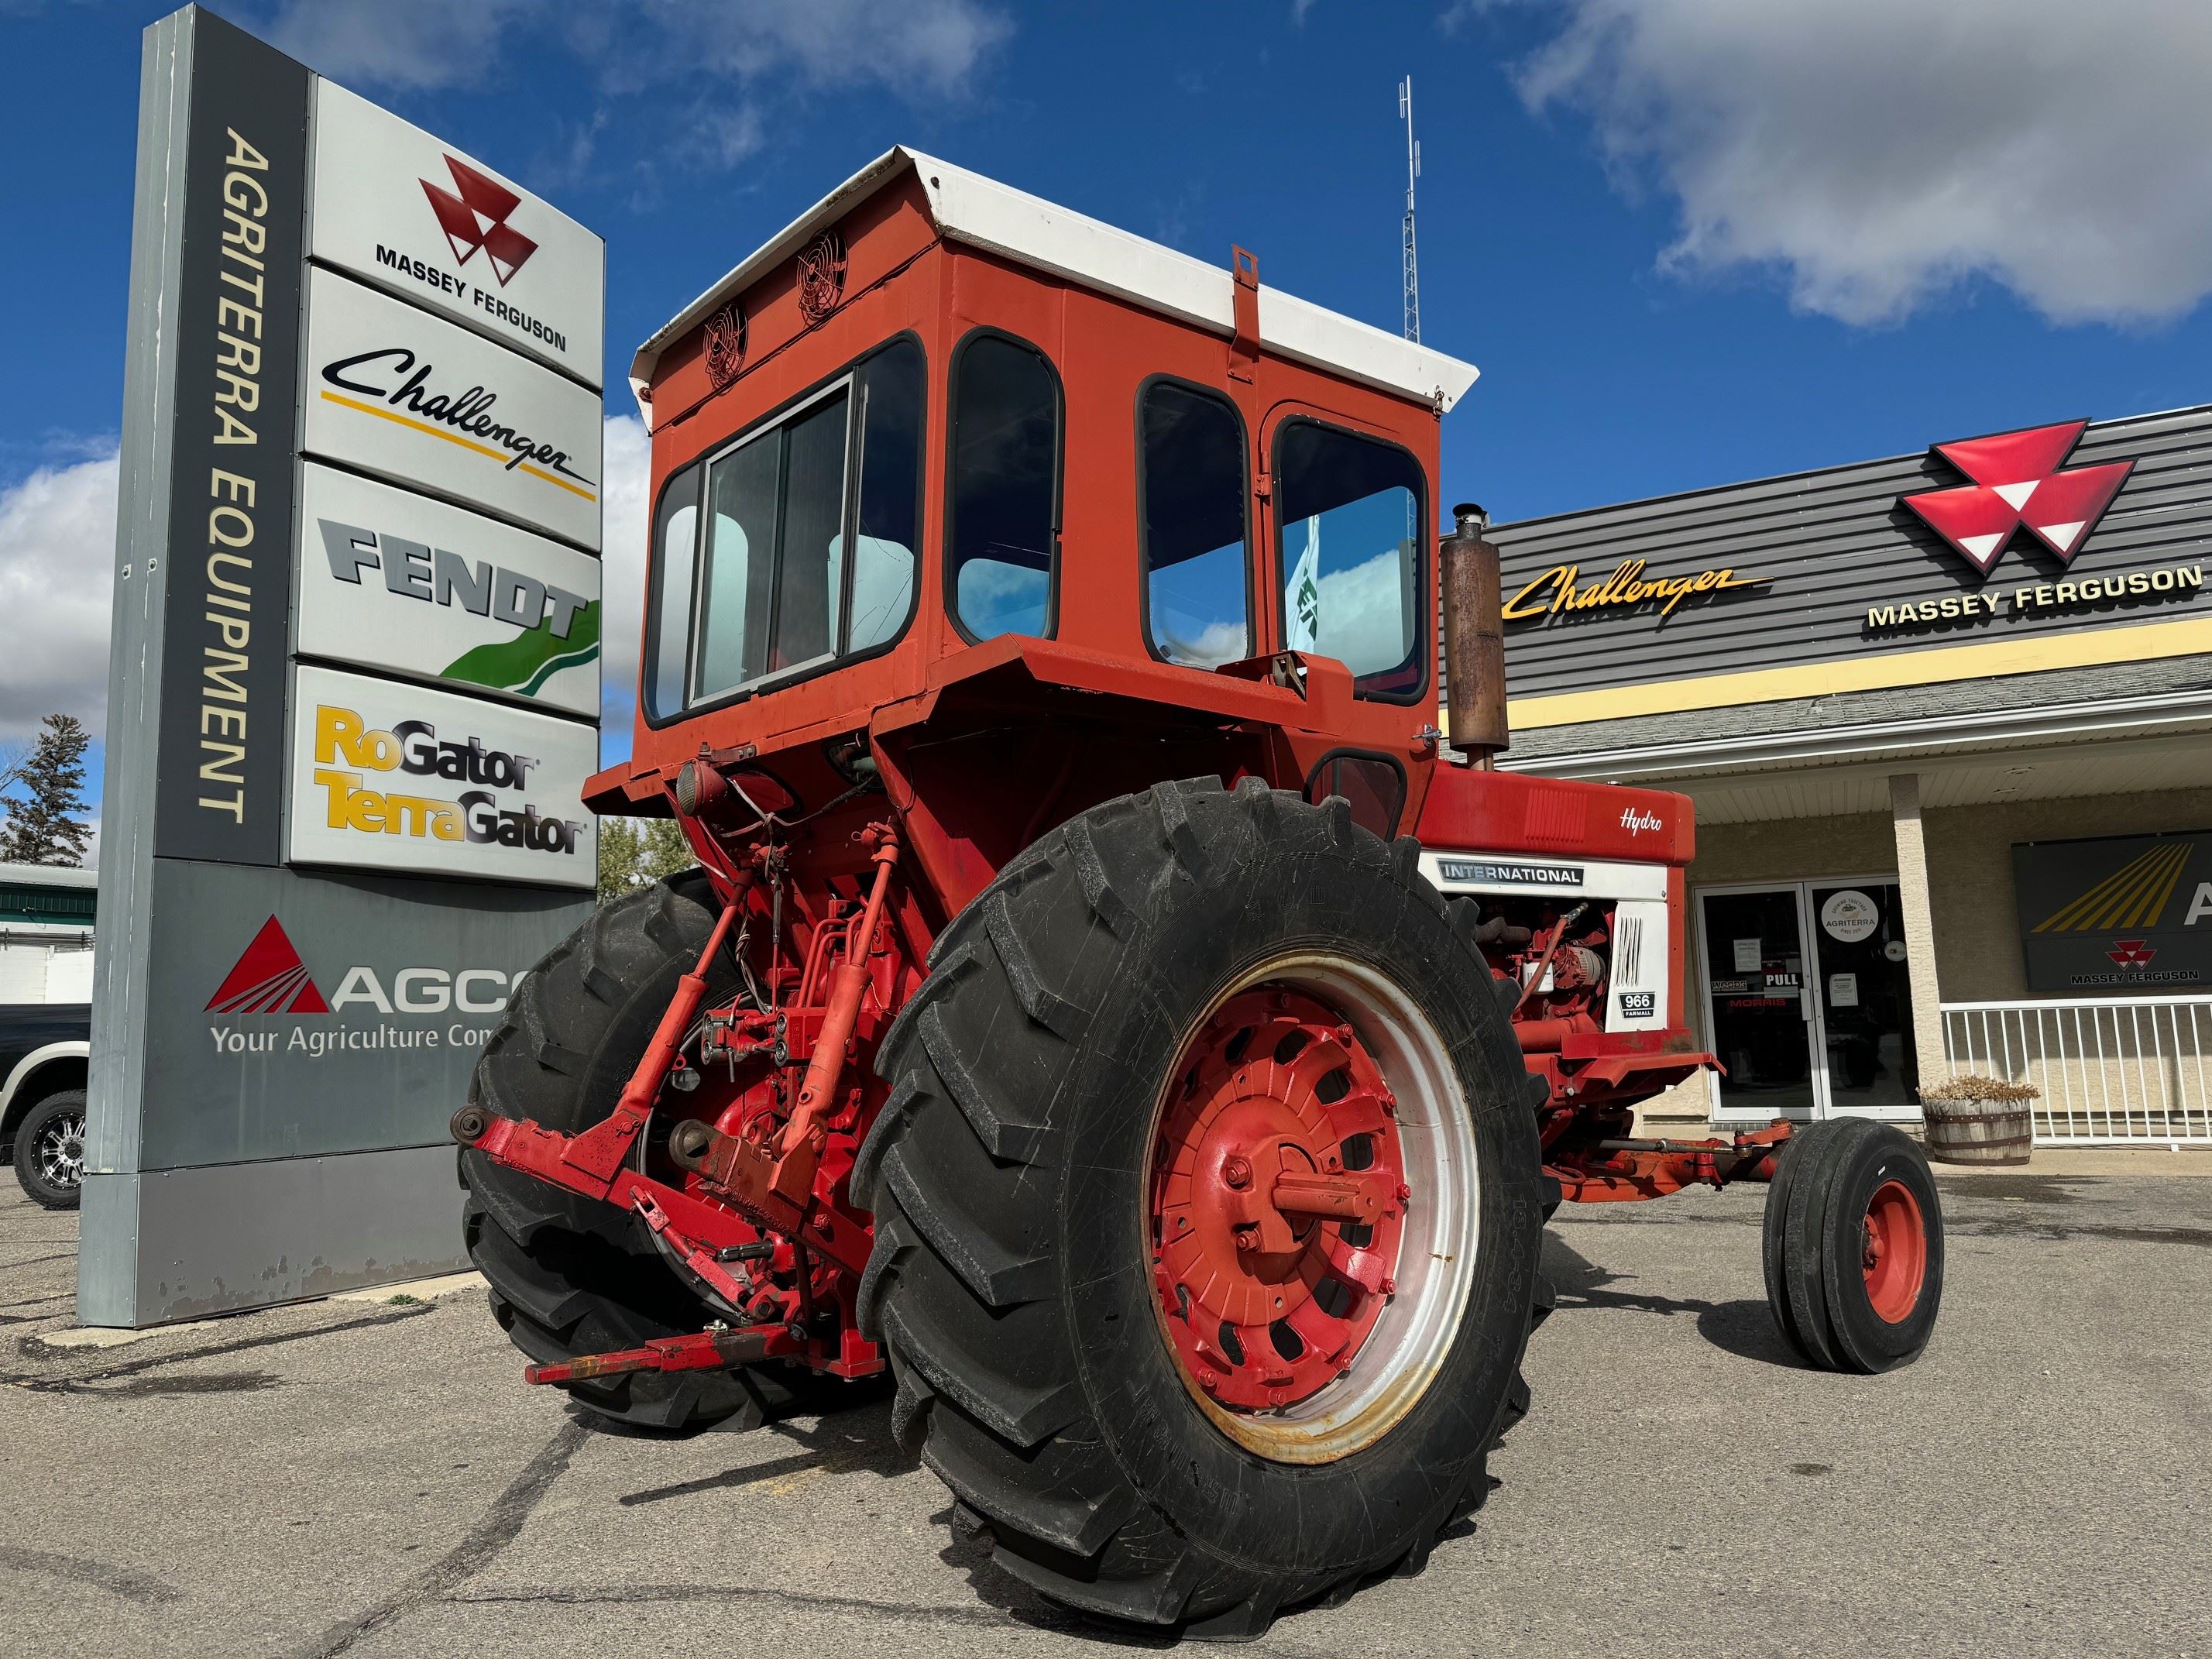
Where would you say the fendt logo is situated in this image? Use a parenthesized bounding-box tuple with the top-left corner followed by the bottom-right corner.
(420, 155, 538, 287)
(1901, 420, 2134, 578)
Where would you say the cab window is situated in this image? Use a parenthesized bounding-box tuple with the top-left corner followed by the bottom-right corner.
(1275, 421, 1426, 701)
(1139, 380, 1249, 667)
(644, 337, 924, 720)
(947, 331, 1060, 641)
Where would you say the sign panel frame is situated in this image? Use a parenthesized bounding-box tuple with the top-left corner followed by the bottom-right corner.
(301, 266, 604, 549)
(308, 79, 605, 386)
(295, 462, 602, 716)
(289, 663, 599, 888)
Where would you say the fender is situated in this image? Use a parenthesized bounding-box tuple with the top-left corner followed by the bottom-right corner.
(0, 1039, 90, 1128)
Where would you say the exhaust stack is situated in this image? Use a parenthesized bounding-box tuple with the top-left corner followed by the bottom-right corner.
(1440, 502, 1509, 761)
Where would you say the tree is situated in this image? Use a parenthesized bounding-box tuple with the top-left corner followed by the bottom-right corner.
(0, 713, 94, 867)
(596, 814, 696, 904)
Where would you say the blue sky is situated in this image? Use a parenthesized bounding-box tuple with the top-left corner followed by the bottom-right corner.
(2, 0, 2207, 823)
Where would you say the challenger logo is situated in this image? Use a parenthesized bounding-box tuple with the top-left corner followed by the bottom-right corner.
(1901, 420, 2135, 577)
(2032, 839, 2193, 933)
(206, 917, 331, 1015)
(421, 155, 538, 287)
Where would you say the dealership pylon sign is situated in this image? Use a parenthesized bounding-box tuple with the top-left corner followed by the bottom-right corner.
(87, 6, 603, 1326)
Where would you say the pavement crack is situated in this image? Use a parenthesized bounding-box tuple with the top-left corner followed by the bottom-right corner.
(3, 1304, 433, 1391)
(294, 1418, 589, 1659)
(445, 1581, 1081, 1632)
(0, 1545, 184, 1606)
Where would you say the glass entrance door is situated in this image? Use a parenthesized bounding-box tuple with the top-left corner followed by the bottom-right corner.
(1700, 888, 1818, 1119)
(1699, 880, 1919, 1121)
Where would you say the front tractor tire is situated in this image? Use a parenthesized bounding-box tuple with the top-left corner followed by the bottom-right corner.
(854, 777, 1549, 1635)
(462, 871, 784, 1431)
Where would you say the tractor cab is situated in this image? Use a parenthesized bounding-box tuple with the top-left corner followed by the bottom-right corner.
(589, 147, 1482, 910)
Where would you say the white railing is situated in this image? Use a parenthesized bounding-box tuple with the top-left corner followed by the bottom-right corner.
(1941, 996, 2212, 1146)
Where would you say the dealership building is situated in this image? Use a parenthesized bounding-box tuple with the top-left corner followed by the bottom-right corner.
(1489, 404, 2212, 1148)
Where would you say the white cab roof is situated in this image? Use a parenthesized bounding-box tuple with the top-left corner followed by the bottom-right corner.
(632, 147, 1479, 415)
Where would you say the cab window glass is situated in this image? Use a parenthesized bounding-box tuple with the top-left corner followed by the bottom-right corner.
(647, 463, 701, 720)
(1140, 381, 1249, 667)
(1276, 422, 1424, 699)
(647, 337, 926, 718)
(949, 333, 1059, 641)
(848, 338, 924, 651)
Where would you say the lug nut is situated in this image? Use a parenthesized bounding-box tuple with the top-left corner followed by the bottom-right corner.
(1396, 1183, 1413, 1201)
(1222, 1156, 1253, 1190)
(1234, 1224, 1262, 1251)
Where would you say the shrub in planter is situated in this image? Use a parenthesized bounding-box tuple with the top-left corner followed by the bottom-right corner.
(1918, 1075, 2037, 1166)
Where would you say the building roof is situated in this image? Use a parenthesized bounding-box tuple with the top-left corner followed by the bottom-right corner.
(0, 863, 96, 889)
(631, 146, 1480, 416)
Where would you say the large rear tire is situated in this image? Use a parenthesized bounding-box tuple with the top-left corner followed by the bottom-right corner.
(854, 777, 1549, 1634)
(462, 871, 810, 1431)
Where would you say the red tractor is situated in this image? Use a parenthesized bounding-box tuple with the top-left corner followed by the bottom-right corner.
(453, 148, 1944, 1637)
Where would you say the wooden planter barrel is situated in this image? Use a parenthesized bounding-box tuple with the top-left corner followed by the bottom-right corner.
(1922, 1097, 2033, 1166)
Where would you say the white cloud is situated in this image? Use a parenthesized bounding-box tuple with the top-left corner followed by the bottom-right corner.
(0, 448, 118, 743)
(263, 0, 1010, 107)
(264, 0, 538, 92)
(1509, 0, 2212, 326)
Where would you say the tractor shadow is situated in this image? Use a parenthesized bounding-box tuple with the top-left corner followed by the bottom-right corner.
(613, 1393, 915, 1507)
(1540, 1231, 1804, 1369)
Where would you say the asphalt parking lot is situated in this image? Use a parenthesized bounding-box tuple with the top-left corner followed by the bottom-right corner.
(3, 1159, 2208, 1658)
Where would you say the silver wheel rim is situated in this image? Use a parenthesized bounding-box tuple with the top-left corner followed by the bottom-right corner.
(36, 1111, 85, 1188)
(1148, 952, 1481, 1465)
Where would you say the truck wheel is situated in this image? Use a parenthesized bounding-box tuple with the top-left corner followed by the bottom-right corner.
(12, 1089, 86, 1211)
(854, 777, 1548, 1635)
(462, 871, 805, 1431)
(1761, 1118, 1943, 1373)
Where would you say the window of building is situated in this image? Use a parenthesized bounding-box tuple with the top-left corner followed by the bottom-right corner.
(948, 331, 1060, 642)
(644, 337, 925, 720)
(1140, 380, 1249, 667)
(1274, 421, 1426, 700)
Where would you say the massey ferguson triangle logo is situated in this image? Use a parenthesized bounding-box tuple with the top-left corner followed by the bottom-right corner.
(1901, 420, 2134, 578)
(206, 917, 331, 1015)
(2108, 939, 2158, 968)
(421, 156, 538, 287)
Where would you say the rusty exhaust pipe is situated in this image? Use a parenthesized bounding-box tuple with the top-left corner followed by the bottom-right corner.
(1440, 502, 1509, 762)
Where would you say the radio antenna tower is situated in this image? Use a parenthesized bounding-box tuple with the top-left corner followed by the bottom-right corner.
(1398, 75, 1420, 345)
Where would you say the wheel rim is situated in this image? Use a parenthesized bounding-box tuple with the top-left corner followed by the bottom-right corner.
(1860, 1178, 1926, 1324)
(36, 1111, 86, 1189)
(1147, 953, 1479, 1465)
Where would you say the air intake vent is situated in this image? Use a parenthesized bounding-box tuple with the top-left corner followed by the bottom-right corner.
(1616, 911, 1644, 985)
(1522, 788, 1587, 848)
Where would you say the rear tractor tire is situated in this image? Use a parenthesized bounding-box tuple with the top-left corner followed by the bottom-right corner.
(462, 870, 824, 1432)
(854, 777, 1551, 1636)
(1762, 1117, 1944, 1373)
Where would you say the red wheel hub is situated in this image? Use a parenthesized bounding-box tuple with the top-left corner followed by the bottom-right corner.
(1860, 1178, 1927, 1324)
(1150, 989, 1407, 1413)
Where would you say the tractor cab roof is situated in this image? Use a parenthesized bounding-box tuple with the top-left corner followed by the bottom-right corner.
(630, 146, 1479, 416)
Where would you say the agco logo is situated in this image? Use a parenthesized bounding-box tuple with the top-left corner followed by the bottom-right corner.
(1901, 420, 2135, 578)
(420, 155, 537, 287)
(206, 915, 517, 1018)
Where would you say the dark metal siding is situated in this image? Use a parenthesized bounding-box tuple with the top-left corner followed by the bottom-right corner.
(1485, 404, 2212, 702)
